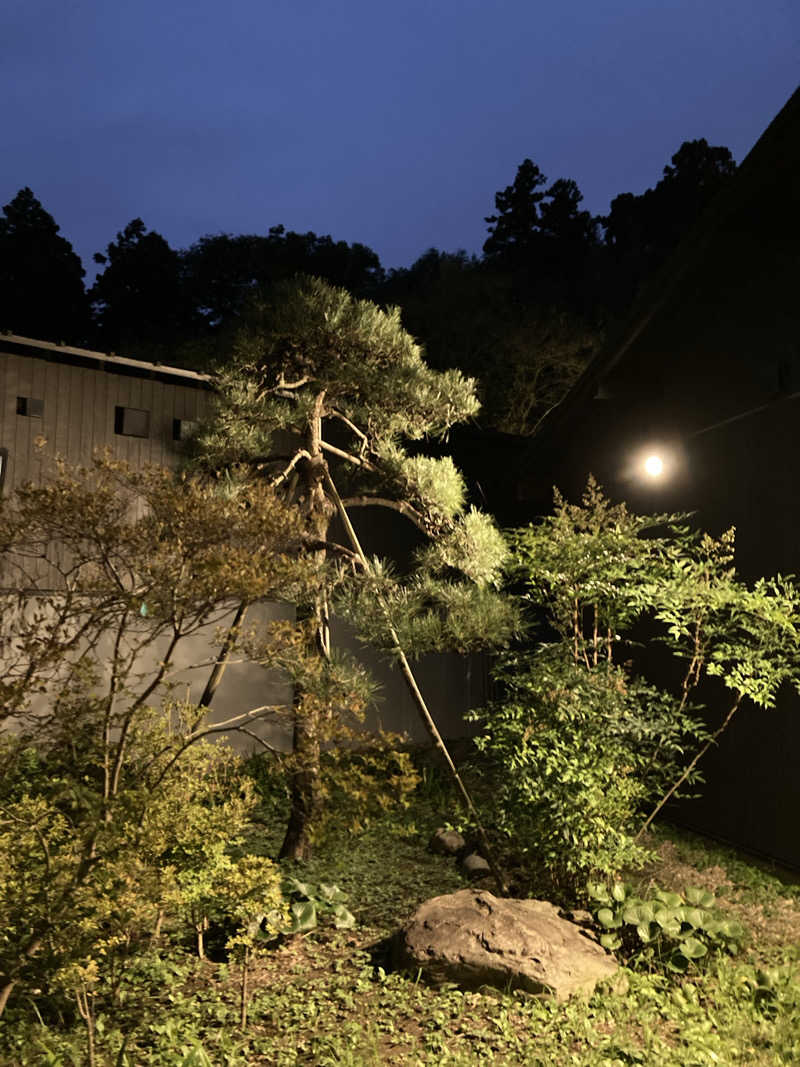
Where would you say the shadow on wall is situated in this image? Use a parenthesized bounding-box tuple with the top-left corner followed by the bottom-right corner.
(14, 599, 488, 756)
(331, 617, 490, 745)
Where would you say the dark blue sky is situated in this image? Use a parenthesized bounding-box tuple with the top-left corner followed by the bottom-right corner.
(3, 0, 797, 280)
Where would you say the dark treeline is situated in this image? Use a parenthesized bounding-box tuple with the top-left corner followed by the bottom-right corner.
(0, 138, 736, 434)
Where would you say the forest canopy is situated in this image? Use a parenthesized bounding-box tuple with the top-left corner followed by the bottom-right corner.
(1, 138, 736, 436)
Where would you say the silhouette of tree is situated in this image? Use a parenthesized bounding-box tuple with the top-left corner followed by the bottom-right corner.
(603, 138, 737, 307)
(90, 219, 196, 363)
(379, 249, 600, 436)
(0, 187, 89, 343)
(182, 227, 384, 333)
(483, 159, 549, 266)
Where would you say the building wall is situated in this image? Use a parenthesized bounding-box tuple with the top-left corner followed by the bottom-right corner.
(0, 339, 210, 492)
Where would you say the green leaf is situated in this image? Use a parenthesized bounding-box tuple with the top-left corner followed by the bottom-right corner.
(586, 882, 611, 903)
(665, 954, 688, 973)
(685, 887, 715, 908)
(682, 907, 704, 929)
(611, 882, 628, 902)
(596, 908, 619, 929)
(636, 922, 654, 943)
(318, 882, 348, 904)
(330, 903, 356, 929)
(654, 914, 682, 938)
(679, 937, 708, 959)
(285, 900, 317, 933)
(655, 890, 683, 909)
(599, 933, 621, 951)
(284, 876, 314, 899)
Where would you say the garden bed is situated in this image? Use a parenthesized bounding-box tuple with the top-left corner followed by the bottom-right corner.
(3, 778, 798, 1066)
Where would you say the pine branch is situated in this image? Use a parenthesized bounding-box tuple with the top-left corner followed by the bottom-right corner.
(341, 495, 430, 534)
(270, 450, 312, 489)
(322, 465, 509, 895)
(319, 440, 378, 473)
(328, 408, 370, 450)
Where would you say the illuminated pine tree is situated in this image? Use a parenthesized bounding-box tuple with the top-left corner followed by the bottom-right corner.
(193, 275, 517, 867)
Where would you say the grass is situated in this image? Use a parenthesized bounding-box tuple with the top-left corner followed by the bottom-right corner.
(1, 765, 799, 1066)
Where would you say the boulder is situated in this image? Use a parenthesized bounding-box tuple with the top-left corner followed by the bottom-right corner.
(428, 828, 466, 856)
(393, 889, 617, 1000)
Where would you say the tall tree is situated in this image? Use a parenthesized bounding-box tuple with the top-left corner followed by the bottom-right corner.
(379, 250, 598, 436)
(192, 275, 517, 864)
(90, 219, 196, 363)
(483, 159, 549, 267)
(483, 161, 599, 293)
(0, 187, 90, 343)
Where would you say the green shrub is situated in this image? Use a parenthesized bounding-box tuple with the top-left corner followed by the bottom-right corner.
(470, 479, 800, 897)
(471, 652, 653, 891)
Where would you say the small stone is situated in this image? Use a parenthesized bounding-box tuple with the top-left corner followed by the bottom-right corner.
(429, 827, 466, 856)
(459, 852, 491, 878)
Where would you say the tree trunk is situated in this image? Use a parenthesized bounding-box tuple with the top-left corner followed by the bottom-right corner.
(279, 702, 321, 860)
(279, 392, 331, 861)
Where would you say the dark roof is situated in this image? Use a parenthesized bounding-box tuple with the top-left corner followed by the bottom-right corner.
(0, 333, 212, 390)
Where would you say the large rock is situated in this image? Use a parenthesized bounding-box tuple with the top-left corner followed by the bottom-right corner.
(393, 889, 617, 1000)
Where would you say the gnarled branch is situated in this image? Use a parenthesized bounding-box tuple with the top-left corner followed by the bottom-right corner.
(319, 440, 378, 473)
(341, 495, 429, 534)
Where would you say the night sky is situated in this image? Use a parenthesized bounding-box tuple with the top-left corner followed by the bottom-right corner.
(3, 0, 797, 280)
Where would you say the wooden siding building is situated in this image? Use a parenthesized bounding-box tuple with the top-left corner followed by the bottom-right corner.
(0, 334, 211, 493)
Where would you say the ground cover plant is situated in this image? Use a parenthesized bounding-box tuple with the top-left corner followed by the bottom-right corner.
(1, 758, 798, 1066)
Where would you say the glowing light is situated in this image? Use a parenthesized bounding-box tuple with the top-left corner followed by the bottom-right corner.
(644, 454, 664, 478)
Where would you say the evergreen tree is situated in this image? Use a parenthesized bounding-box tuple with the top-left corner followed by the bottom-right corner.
(483, 159, 549, 266)
(0, 187, 89, 343)
(379, 250, 598, 437)
(90, 219, 195, 362)
(192, 275, 517, 863)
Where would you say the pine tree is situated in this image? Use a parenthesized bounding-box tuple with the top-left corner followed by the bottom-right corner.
(192, 275, 518, 864)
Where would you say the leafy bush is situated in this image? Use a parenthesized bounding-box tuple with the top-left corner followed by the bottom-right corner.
(470, 478, 800, 896)
(471, 652, 654, 891)
(588, 881, 747, 974)
(0, 716, 285, 1013)
(0, 456, 306, 1026)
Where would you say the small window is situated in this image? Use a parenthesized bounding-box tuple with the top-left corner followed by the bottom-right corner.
(114, 406, 150, 438)
(17, 396, 43, 417)
(0, 447, 7, 490)
(172, 418, 198, 442)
